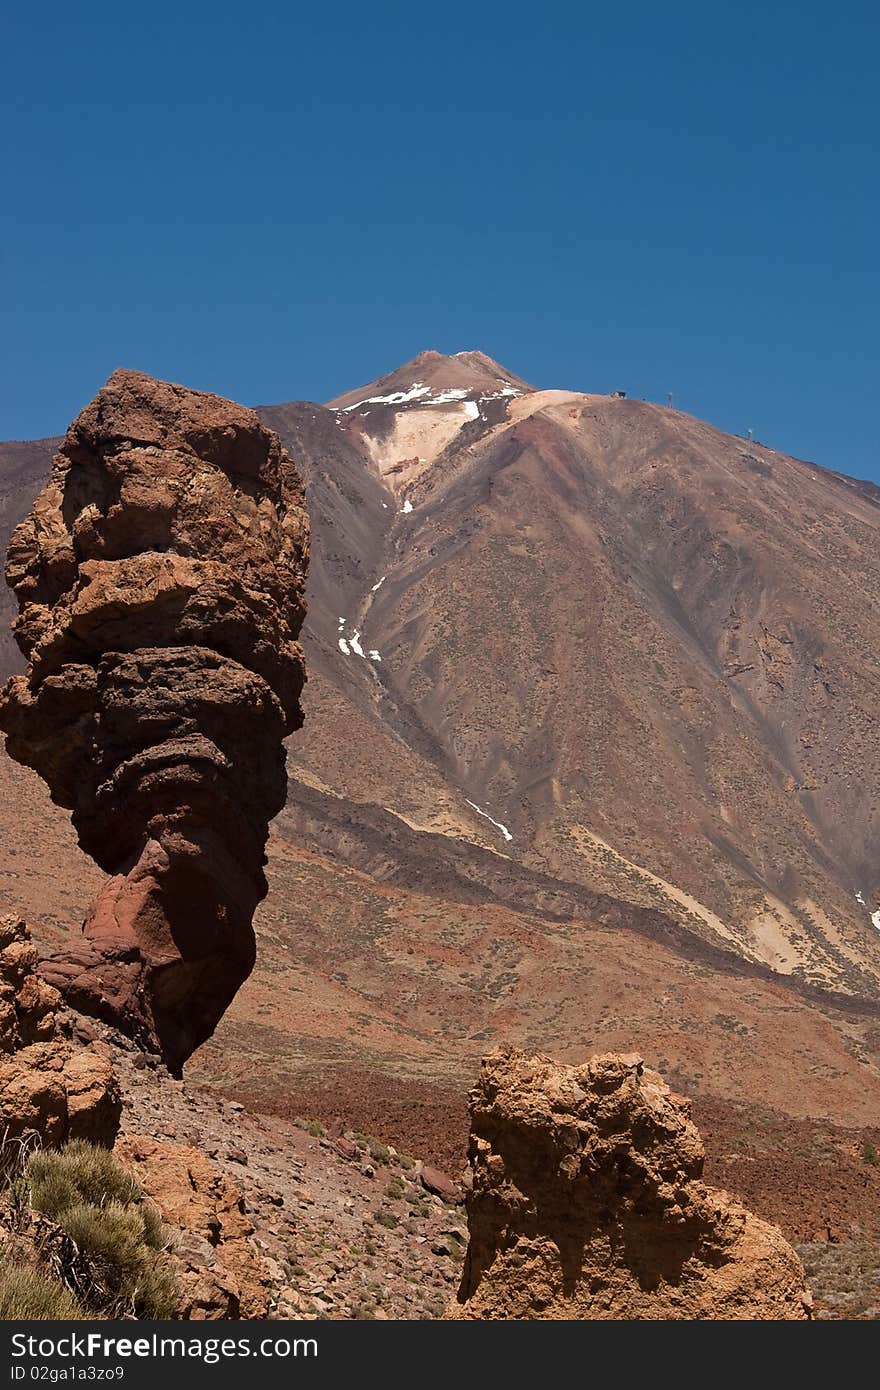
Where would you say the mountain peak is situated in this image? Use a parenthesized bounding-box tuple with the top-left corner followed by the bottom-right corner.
(326, 349, 532, 411)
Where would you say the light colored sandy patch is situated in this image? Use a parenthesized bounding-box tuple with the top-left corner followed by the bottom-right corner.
(362, 406, 478, 487)
(384, 804, 514, 859)
(388, 806, 475, 838)
(506, 389, 604, 425)
(569, 825, 741, 948)
(568, 828, 824, 977)
(274, 767, 343, 799)
(745, 898, 802, 974)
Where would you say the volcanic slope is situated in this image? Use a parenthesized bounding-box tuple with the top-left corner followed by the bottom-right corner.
(255, 350, 880, 1002)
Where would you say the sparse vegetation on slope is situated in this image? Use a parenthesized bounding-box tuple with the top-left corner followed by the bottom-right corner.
(23, 1140, 177, 1318)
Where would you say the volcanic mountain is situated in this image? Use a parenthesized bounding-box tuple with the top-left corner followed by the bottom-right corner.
(3, 350, 880, 1168)
(258, 350, 880, 992)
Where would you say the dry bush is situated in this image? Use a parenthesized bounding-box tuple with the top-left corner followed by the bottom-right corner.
(0, 1262, 84, 1319)
(24, 1141, 177, 1318)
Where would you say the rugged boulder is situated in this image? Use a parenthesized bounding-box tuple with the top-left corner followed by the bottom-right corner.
(0, 371, 309, 1070)
(116, 1136, 270, 1319)
(449, 1048, 812, 1320)
(0, 915, 120, 1146)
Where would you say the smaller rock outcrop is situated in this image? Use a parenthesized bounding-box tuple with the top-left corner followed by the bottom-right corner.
(0, 916, 120, 1147)
(0, 370, 309, 1070)
(115, 1136, 270, 1319)
(449, 1048, 812, 1320)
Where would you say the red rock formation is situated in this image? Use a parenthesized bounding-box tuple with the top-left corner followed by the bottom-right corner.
(449, 1048, 813, 1320)
(0, 371, 309, 1070)
(0, 915, 120, 1146)
(116, 1136, 270, 1318)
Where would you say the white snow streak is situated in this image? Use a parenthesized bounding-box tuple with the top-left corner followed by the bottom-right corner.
(854, 891, 880, 931)
(401, 498, 413, 514)
(462, 401, 480, 419)
(338, 381, 522, 418)
(340, 383, 431, 412)
(425, 387, 468, 403)
(337, 618, 381, 664)
(371, 576, 386, 592)
(466, 799, 513, 843)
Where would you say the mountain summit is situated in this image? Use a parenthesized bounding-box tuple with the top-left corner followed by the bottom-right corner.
(325, 350, 534, 495)
(327, 349, 531, 411)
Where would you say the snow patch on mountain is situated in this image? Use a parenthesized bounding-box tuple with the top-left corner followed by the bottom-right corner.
(338, 381, 521, 417)
(466, 799, 513, 843)
(340, 383, 431, 412)
(337, 615, 382, 666)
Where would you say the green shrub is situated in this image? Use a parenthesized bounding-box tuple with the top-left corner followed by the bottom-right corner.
(861, 1139, 880, 1168)
(384, 1177, 405, 1200)
(0, 1263, 84, 1320)
(140, 1201, 166, 1251)
(27, 1140, 139, 1217)
(372, 1209, 398, 1230)
(367, 1139, 391, 1166)
(24, 1142, 177, 1318)
(62, 1202, 151, 1276)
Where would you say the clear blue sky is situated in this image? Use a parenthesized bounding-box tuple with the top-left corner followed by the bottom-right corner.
(2, 2, 877, 481)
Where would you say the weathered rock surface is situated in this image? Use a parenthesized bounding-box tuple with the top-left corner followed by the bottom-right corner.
(449, 1048, 812, 1320)
(0, 371, 309, 1069)
(0, 915, 120, 1146)
(116, 1135, 270, 1319)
